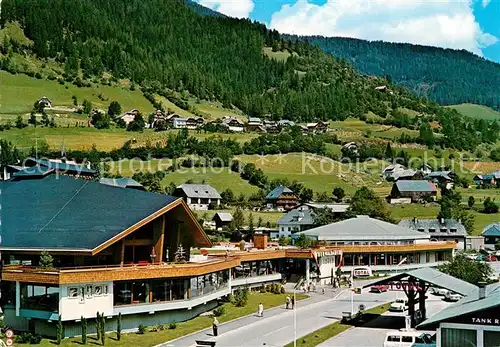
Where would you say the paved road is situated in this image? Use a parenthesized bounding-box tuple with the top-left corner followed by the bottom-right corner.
(162, 286, 397, 347)
(317, 294, 453, 347)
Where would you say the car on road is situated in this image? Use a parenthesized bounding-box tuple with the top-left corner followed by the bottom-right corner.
(389, 299, 408, 312)
(431, 287, 448, 296)
(444, 291, 462, 302)
(384, 330, 436, 347)
(370, 285, 389, 293)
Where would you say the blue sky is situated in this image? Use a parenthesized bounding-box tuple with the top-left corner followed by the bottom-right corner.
(197, 0, 500, 63)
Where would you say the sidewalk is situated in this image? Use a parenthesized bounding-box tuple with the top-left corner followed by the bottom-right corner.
(157, 287, 342, 347)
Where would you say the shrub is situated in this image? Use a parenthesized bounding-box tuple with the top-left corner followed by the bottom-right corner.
(233, 288, 249, 307)
(16, 332, 42, 344)
(260, 284, 266, 293)
(280, 286, 285, 294)
(137, 324, 146, 334)
(213, 306, 225, 317)
(168, 322, 177, 330)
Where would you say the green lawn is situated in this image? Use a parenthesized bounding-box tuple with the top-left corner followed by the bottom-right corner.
(162, 168, 259, 197)
(448, 103, 500, 121)
(0, 71, 154, 115)
(237, 153, 388, 195)
(389, 204, 441, 222)
(16, 292, 308, 347)
(0, 127, 160, 151)
(262, 47, 295, 62)
(199, 209, 284, 227)
(284, 303, 391, 347)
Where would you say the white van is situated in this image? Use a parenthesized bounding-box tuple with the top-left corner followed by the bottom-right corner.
(383, 330, 435, 347)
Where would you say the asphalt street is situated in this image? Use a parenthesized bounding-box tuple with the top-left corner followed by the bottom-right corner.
(162, 286, 405, 347)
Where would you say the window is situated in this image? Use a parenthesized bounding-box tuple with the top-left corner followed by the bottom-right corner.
(387, 335, 400, 342)
(417, 228, 425, 232)
(440, 228, 448, 233)
(402, 336, 413, 343)
(450, 228, 457, 233)
(485, 331, 500, 347)
(20, 284, 59, 312)
(429, 229, 436, 233)
(442, 328, 476, 347)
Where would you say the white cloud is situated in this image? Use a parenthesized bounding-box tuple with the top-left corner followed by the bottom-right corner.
(482, 0, 491, 8)
(269, 0, 498, 56)
(197, 0, 254, 18)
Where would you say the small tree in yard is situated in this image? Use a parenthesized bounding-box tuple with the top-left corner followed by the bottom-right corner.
(82, 316, 87, 345)
(332, 187, 345, 202)
(439, 254, 492, 284)
(107, 101, 122, 116)
(495, 241, 500, 251)
(483, 197, 499, 214)
(39, 250, 54, 269)
(468, 196, 475, 209)
(117, 312, 122, 341)
(56, 315, 63, 344)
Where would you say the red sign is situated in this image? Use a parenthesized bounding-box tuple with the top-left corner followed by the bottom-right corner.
(389, 281, 423, 291)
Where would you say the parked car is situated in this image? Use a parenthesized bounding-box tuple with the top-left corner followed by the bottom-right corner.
(389, 298, 408, 312)
(465, 253, 478, 260)
(431, 287, 448, 296)
(370, 285, 389, 293)
(487, 255, 498, 262)
(444, 290, 462, 302)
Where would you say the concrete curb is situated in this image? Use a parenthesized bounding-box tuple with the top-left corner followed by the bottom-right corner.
(155, 292, 328, 347)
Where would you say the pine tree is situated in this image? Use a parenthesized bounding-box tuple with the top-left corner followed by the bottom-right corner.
(96, 312, 101, 341)
(100, 313, 105, 345)
(117, 312, 122, 341)
(82, 316, 87, 345)
(56, 315, 63, 344)
(174, 244, 186, 263)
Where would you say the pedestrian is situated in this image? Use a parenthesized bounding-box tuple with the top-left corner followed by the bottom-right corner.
(291, 296, 295, 309)
(258, 302, 264, 317)
(285, 296, 291, 309)
(212, 317, 219, 337)
(321, 287, 325, 295)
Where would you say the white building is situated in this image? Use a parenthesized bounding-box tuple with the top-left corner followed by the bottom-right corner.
(174, 184, 221, 210)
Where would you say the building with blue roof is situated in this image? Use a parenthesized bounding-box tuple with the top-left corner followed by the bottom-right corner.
(265, 185, 299, 211)
(390, 180, 437, 203)
(482, 223, 500, 249)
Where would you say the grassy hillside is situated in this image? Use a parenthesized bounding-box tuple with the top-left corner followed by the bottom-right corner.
(448, 104, 500, 121)
(0, 71, 153, 115)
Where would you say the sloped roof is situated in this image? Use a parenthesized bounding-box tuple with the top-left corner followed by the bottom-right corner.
(395, 180, 437, 193)
(278, 209, 315, 226)
(177, 184, 221, 199)
(398, 219, 467, 236)
(483, 223, 500, 237)
(266, 185, 295, 200)
(301, 203, 350, 213)
(13, 165, 54, 178)
(0, 175, 187, 252)
(99, 178, 144, 190)
(418, 282, 499, 329)
(296, 215, 430, 241)
(213, 212, 233, 222)
(426, 171, 453, 181)
(248, 117, 262, 123)
(32, 159, 96, 175)
(364, 267, 477, 296)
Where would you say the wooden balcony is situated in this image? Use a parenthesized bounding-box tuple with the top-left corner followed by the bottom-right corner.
(2, 257, 240, 285)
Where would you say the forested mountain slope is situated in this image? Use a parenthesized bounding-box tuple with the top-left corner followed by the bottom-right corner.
(0, 0, 431, 122)
(289, 36, 500, 110)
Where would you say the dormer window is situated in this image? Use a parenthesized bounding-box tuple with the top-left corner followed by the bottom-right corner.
(450, 228, 457, 233)
(429, 229, 435, 233)
(440, 229, 447, 233)
(417, 228, 425, 232)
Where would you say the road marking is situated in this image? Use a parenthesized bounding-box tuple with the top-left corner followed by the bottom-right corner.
(263, 326, 288, 337)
